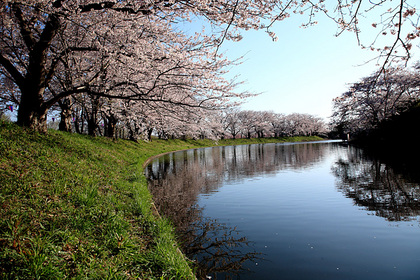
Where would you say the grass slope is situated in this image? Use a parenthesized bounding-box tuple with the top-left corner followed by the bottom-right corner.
(0, 120, 322, 279)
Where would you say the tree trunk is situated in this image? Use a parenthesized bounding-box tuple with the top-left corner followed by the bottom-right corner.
(128, 126, 138, 141)
(58, 97, 73, 132)
(104, 114, 117, 138)
(85, 96, 100, 136)
(147, 128, 153, 141)
(87, 118, 98, 136)
(16, 85, 48, 133)
(12, 9, 61, 133)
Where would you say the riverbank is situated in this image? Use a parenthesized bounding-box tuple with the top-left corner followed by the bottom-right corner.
(0, 120, 322, 279)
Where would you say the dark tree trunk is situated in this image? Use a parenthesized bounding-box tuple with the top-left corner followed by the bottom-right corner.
(58, 97, 73, 132)
(85, 96, 100, 136)
(87, 118, 98, 136)
(74, 117, 81, 134)
(147, 128, 153, 141)
(104, 114, 117, 138)
(128, 126, 138, 142)
(16, 84, 48, 133)
(8, 7, 61, 133)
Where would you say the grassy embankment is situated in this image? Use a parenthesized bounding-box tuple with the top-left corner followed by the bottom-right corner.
(0, 120, 322, 279)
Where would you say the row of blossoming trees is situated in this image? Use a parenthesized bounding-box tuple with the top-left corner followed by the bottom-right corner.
(330, 64, 420, 138)
(217, 110, 327, 140)
(1, 1, 419, 140)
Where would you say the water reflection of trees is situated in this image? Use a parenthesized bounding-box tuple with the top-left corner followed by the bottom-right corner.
(183, 209, 261, 279)
(332, 145, 420, 221)
(145, 142, 329, 277)
(224, 143, 326, 183)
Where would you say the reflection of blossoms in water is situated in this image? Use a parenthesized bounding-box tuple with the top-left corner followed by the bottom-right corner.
(145, 142, 329, 276)
(182, 206, 262, 279)
(332, 145, 420, 221)
(146, 142, 420, 279)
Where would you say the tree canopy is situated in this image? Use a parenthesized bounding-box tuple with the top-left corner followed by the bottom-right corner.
(331, 64, 420, 137)
(1, 1, 419, 134)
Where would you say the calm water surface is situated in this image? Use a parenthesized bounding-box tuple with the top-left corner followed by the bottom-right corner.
(145, 141, 420, 280)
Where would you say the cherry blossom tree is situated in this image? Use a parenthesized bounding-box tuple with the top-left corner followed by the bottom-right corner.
(0, 1, 260, 132)
(331, 65, 420, 136)
(267, 113, 288, 137)
(1, 0, 419, 132)
(223, 110, 326, 139)
(237, 110, 256, 138)
(266, 112, 326, 137)
(251, 110, 271, 138)
(221, 108, 242, 139)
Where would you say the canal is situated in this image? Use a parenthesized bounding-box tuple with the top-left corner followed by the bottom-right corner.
(145, 141, 420, 280)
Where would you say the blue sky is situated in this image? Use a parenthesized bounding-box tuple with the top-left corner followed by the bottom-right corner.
(217, 10, 420, 121)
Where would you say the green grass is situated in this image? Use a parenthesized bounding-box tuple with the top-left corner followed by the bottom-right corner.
(0, 120, 322, 279)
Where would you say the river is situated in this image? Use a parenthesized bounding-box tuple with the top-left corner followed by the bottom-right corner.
(145, 141, 420, 280)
